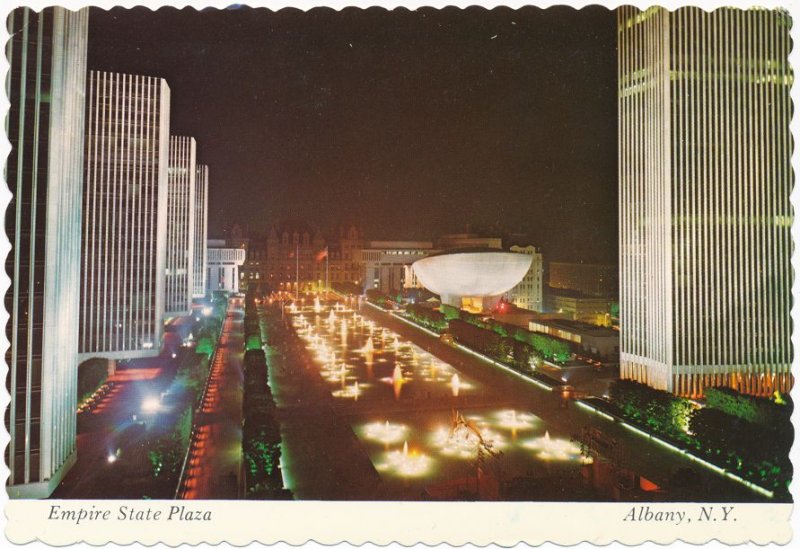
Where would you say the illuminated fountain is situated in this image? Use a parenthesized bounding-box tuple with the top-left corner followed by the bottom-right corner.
(361, 338, 374, 354)
(314, 296, 322, 313)
(392, 365, 405, 400)
(288, 302, 298, 314)
(327, 309, 336, 325)
(361, 420, 408, 446)
(522, 431, 589, 463)
(376, 441, 432, 477)
(333, 381, 361, 401)
(430, 412, 505, 459)
(494, 410, 538, 439)
(450, 373, 461, 397)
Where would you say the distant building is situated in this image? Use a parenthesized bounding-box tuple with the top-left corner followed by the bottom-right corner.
(618, 7, 792, 396)
(328, 223, 364, 291)
(192, 165, 209, 298)
(529, 318, 619, 359)
(207, 240, 246, 294)
(544, 288, 612, 327)
(240, 234, 267, 295)
(438, 233, 502, 250)
(362, 241, 435, 294)
(164, 136, 196, 316)
(506, 245, 543, 312)
(549, 262, 617, 299)
(265, 221, 326, 293)
(80, 71, 170, 360)
(5, 6, 89, 498)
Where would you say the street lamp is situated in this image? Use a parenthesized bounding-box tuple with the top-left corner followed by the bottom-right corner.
(141, 396, 161, 414)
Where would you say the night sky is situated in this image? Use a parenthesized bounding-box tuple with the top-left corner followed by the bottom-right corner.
(87, 5, 618, 263)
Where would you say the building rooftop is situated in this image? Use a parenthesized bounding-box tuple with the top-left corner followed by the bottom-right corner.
(529, 317, 618, 338)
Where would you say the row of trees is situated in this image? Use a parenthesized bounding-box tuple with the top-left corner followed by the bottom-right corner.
(244, 295, 263, 351)
(241, 294, 291, 499)
(147, 295, 228, 485)
(404, 303, 571, 365)
(365, 288, 393, 309)
(440, 305, 571, 362)
(242, 349, 290, 498)
(405, 303, 448, 332)
(608, 380, 792, 494)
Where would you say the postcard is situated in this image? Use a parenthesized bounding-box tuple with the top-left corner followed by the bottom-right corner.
(1, 0, 797, 546)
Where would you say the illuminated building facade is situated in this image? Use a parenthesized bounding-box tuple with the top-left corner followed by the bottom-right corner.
(165, 136, 196, 316)
(80, 71, 170, 359)
(193, 164, 209, 298)
(506, 245, 543, 312)
(618, 7, 793, 397)
(328, 223, 364, 290)
(265, 221, 326, 292)
(362, 241, 434, 295)
(207, 240, 246, 294)
(5, 7, 89, 498)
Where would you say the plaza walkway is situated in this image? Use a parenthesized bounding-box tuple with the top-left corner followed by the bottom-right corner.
(54, 315, 195, 499)
(261, 309, 385, 500)
(358, 303, 764, 502)
(182, 300, 244, 499)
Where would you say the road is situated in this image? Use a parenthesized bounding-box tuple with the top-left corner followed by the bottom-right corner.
(181, 300, 244, 499)
(53, 314, 196, 499)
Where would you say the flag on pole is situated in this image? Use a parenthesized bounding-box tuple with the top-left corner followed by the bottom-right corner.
(315, 247, 328, 262)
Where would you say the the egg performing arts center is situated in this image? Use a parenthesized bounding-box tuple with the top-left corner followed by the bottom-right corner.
(411, 248, 532, 312)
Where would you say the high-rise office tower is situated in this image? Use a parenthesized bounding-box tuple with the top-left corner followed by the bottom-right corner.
(193, 164, 209, 298)
(165, 136, 196, 316)
(618, 7, 793, 397)
(80, 71, 170, 359)
(4, 6, 89, 497)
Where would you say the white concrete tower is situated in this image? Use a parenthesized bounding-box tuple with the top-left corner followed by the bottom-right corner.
(165, 136, 196, 316)
(193, 164, 209, 298)
(80, 71, 171, 359)
(5, 6, 89, 498)
(618, 7, 793, 397)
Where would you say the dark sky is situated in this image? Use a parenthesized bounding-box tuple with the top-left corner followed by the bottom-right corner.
(87, 5, 618, 263)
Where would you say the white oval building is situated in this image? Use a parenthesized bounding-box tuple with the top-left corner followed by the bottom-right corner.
(412, 248, 532, 311)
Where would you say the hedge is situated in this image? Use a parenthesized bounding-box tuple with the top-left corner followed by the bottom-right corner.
(77, 358, 109, 404)
(704, 386, 791, 428)
(608, 380, 792, 494)
(689, 407, 791, 492)
(366, 288, 392, 309)
(405, 303, 448, 333)
(609, 379, 694, 439)
(242, 348, 289, 498)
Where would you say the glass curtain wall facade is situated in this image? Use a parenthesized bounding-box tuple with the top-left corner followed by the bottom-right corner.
(193, 164, 209, 298)
(165, 136, 196, 316)
(80, 71, 170, 359)
(4, 6, 88, 497)
(618, 7, 793, 397)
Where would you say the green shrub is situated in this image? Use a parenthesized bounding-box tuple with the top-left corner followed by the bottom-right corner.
(77, 358, 109, 404)
(439, 304, 461, 320)
(405, 304, 448, 332)
(704, 386, 791, 428)
(609, 379, 693, 439)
